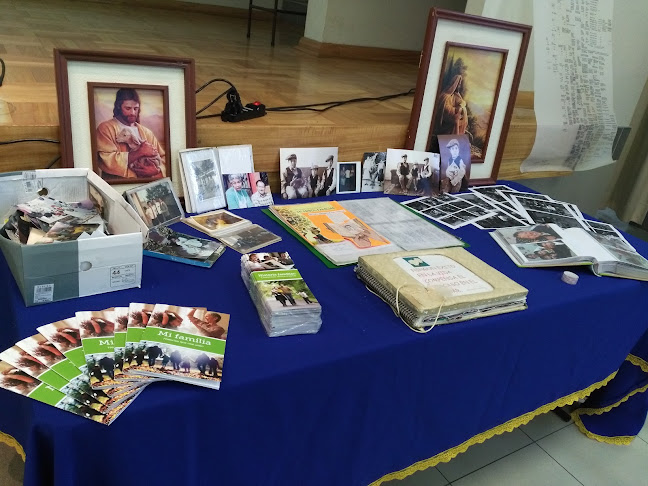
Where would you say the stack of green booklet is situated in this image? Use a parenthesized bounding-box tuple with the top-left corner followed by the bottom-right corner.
(241, 251, 321, 337)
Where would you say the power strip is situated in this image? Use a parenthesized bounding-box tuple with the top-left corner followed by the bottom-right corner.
(220, 88, 266, 122)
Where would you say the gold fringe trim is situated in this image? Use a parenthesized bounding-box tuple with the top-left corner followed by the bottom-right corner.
(569, 353, 648, 445)
(370, 371, 617, 486)
(0, 431, 25, 461)
(627, 353, 648, 374)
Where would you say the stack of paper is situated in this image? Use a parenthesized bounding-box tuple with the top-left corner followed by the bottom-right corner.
(241, 251, 321, 337)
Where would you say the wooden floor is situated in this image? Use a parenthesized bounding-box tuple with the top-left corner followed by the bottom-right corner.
(0, 0, 549, 189)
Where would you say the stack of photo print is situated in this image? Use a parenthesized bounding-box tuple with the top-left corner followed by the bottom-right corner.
(241, 251, 322, 337)
(0, 303, 229, 424)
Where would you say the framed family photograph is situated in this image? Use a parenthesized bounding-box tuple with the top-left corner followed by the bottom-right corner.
(179, 147, 226, 214)
(125, 177, 184, 229)
(54, 49, 196, 193)
(405, 8, 531, 185)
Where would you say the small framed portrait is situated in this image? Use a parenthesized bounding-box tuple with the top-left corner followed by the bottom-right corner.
(278, 147, 338, 199)
(438, 134, 471, 194)
(405, 8, 531, 185)
(125, 177, 184, 229)
(336, 162, 361, 194)
(54, 49, 196, 195)
(179, 147, 226, 214)
(360, 152, 386, 193)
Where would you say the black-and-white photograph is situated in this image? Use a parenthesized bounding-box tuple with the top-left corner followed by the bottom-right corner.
(125, 177, 183, 229)
(179, 147, 226, 213)
(279, 147, 338, 199)
(524, 210, 588, 230)
(360, 152, 386, 192)
(470, 184, 520, 208)
(438, 134, 471, 194)
(511, 194, 577, 219)
(402, 193, 495, 229)
(337, 162, 361, 194)
(383, 149, 440, 196)
(473, 212, 530, 230)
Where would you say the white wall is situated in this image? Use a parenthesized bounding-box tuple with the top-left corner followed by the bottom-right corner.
(304, 0, 467, 51)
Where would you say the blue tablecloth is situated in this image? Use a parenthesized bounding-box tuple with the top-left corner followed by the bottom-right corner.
(2, 184, 648, 486)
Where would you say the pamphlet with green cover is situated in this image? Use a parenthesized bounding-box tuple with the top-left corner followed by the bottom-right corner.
(128, 304, 229, 389)
(76, 309, 121, 390)
(0, 359, 109, 424)
(122, 302, 155, 375)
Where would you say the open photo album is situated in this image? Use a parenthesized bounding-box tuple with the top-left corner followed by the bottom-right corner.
(491, 223, 648, 281)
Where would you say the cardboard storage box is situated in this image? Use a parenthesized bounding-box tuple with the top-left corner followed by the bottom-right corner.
(0, 168, 148, 306)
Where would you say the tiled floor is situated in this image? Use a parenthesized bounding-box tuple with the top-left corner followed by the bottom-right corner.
(385, 410, 648, 486)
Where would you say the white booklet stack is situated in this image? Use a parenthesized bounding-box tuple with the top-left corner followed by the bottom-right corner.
(240, 251, 321, 337)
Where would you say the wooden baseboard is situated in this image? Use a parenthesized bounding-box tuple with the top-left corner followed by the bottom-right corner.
(78, 0, 260, 20)
(296, 37, 420, 63)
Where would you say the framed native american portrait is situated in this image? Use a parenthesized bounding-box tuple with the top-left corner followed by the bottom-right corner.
(54, 49, 196, 193)
(406, 9, 531, 185)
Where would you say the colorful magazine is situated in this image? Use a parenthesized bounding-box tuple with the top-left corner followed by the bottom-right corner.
(128, 304, 229, 389)
(269, 200, 398, 265)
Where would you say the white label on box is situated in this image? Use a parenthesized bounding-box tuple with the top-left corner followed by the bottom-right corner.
(110, 264, 137, 287)
(22, 171, 42, 193)
(33, 283, 54, 303)
(393, 255, 493, 296)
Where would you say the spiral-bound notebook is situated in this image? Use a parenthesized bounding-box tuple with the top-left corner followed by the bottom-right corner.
(356, 248, 528, 329)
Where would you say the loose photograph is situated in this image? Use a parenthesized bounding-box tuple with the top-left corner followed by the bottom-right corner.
(88, 83, 170, 184)
(186, 209, 248, 236)
(337, 162, 361, 194)
(125, 177, 184, 229)
(438, 134, 471, 193)
(279, 147, 338, 199)
(384, 149, 440, 196)
(248, 172, 274, 207)
(218, 225, 282, 253)
(360, 152, 386, 192)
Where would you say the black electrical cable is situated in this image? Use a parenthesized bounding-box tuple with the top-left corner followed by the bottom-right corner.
(267, 89, 415, 113)
(195, 78, 235, 94)
(0, 138, 60, 145)
(196, 88, 230, 116)
(0, 58, 5, 86)
(46, 155, 61, 169)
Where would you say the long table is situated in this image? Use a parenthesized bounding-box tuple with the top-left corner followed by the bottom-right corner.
(2, 186, 648, 486)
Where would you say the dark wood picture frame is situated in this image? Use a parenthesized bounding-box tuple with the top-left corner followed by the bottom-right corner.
(87, 82, 171, 185)
(54, 49, 196, 192)
(406, 8, 531, 185)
